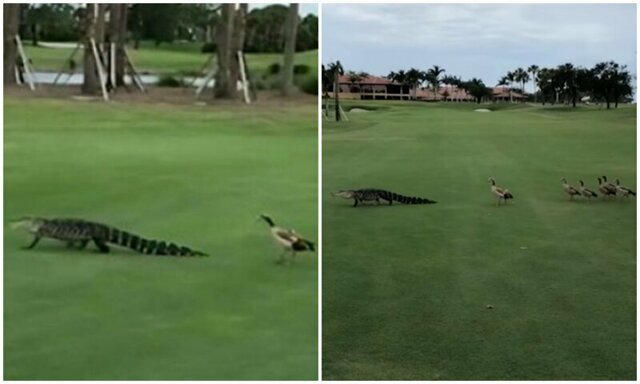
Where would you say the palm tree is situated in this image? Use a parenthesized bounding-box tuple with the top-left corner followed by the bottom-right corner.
(346, 70, 363, 93)
(527, 65, 539, 102)
(460, 78, 490, 104)
(505, 71, 516, 102)
(388, 70, 408, 100)
(513, 67, 529, 101)
(405, 68, 423, 100)
(326, 61, 344, 121)
(425, 65, 445, 100)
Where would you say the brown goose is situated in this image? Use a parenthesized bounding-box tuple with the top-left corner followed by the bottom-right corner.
(260, 214, 314, 265)
(578, 180, 598, 200)
(615, 179, 636, 198)
(561, 178, 581, 200)
(598, 177, 617, 199)
(489, 177, 514, 206)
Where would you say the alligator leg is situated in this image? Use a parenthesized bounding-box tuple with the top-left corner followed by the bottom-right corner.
(25, 236, 41, 249)
(93, 238, 110, 253)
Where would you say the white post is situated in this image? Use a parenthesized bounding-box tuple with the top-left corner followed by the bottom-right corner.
(53, 42, 80, 85)
(110, 43, 116, 89)
(237, 50, 250, 104)
(14, 35, 35, 90)
(196, 66, 216, 97)
(123, 48, 145, 92)
(90, 38, 109, 101)
(14, 66, 22, 85)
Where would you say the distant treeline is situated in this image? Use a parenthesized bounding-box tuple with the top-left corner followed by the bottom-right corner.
(19, 4, 318, 52)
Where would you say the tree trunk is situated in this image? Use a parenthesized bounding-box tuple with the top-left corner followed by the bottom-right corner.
(281, 3, 299, 96)
(95, 4, 106, 44)
(82, 3, 99, 95)
(334, 74, 341, 122)
(214, 4, 238, 98)
(109, 4, 128, 87)
(230, 4, 247, 95)
(3, 4, 20, 85)
(30, 23, 38, 46)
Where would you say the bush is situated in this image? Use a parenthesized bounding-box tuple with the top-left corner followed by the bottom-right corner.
(268, 63, 281, 75)
(300, 75, 318, 95)
(156, 74, 184, 87)
(294, 64, 311, 75)
(200, 42, 216, 53)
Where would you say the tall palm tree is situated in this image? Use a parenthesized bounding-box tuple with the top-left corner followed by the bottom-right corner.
(405, 67, 423, 100)
(505, 71, 516, 102)
(527, 65, 539, 102)
(513, 67, 529, 100)
(326, 61, 344, 121)
(425, 65, 445, 100)
(388, 70, 408, 100)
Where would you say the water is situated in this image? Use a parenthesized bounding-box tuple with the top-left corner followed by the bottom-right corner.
(26, 71, 215, 88)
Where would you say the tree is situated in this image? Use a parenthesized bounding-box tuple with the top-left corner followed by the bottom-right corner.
(326, 61, 344, 121)
(425, 65, 445, 100)
(388, 70, 408, 100)
(503, 71, 516, 102)
(281, 3, 299, 96)
(593, 61, 632, 109)
(4, 4, 21, 85)
(441, 75, 462, 86)
(296, 14, 318, 51)
(528, 65, 539, 102)
(556, 63, 579, 107)
(82, 3, 99, 95)
(405, 68, 423, 100)
(108, 4, 128, 87)
(346, 70, 364, 93)
(513, 67, 529, 99)
(214, 4, 243, 99)
(321, 64, 330, 116)
(460, 78, 491, 104)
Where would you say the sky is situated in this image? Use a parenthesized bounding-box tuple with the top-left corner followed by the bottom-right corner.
(322, 3, 636, 87)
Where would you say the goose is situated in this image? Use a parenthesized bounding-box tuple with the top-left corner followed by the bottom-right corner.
(578, 180, 598, 200)
(615, 179, 636, 198)
(598, 177, 617, 199)
(259, 214, 314, 265)
(488, 177, 514, 206)
(561, 178, 581, 200)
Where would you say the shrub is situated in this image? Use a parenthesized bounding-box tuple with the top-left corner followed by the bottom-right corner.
(156, 74, 184, 87)
(201, 42, 216, 53)
(294, 64, 311, 75)
(300, 75, 318, 95)
(268, 63, 281, 75)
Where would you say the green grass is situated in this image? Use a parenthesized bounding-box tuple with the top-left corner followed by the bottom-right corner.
(322, 101, 636, 380)
(24, 43, 318, 77)
(4, 98, 318, 379)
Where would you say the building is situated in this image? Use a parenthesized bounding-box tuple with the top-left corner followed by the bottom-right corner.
(326, 74, 527, 102)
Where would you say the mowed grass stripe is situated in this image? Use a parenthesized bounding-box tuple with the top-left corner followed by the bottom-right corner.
(4, 98, 318, 380)
(322, 102, 635, 380)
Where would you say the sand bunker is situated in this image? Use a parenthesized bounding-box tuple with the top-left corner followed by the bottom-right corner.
(474, 108, 492, 112)
(350, 108, 371, 113)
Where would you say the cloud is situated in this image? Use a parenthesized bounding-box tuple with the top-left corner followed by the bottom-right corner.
(327, 4, 613, 48)
(323, 3, 636, 85)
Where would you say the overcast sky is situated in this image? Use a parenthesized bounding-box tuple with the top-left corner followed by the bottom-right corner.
(322, 3, 636, 86)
